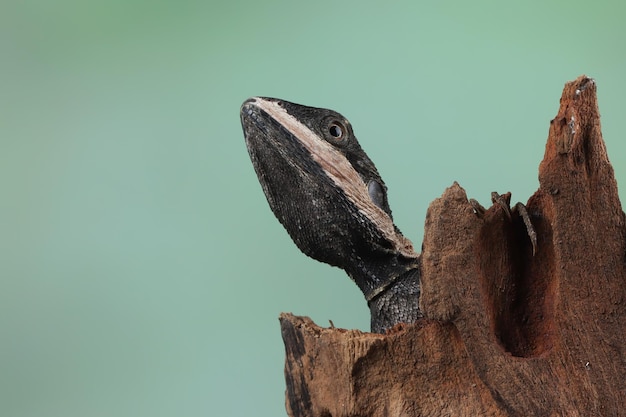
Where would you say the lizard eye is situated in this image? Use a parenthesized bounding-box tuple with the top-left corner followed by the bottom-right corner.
(328, 121, 346, 141)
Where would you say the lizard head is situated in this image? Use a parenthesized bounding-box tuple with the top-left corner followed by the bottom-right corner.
(241, 97, 418, 297)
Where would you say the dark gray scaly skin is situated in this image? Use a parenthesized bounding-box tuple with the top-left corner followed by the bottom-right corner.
(240, 97, 422, 333)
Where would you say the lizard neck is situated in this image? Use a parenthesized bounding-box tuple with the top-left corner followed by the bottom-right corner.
(344, 253, 420, 303)
(367, 267, 422, 333)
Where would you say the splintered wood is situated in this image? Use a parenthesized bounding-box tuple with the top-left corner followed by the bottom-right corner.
(280, 76, 626, 416)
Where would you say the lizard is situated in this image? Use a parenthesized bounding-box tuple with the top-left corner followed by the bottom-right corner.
(240, 97, 536, 333)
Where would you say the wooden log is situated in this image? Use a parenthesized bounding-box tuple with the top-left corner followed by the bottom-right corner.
(280, 76, 626, 416)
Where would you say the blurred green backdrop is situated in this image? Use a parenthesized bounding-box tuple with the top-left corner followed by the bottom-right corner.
(2, 1, 625, 416)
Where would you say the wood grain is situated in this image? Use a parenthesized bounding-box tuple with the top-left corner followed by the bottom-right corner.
(280, 76, 626, 416)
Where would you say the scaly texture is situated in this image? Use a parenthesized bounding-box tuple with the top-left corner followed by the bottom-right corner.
(241, 97, 421, 332)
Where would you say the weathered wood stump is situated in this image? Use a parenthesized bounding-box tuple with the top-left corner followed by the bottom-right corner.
(280, 76, 626, 416)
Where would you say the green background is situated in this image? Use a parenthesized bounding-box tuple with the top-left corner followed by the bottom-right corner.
(2, 1, 625, 416)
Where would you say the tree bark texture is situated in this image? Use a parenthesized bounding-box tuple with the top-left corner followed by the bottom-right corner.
(279, 76, 626, 417)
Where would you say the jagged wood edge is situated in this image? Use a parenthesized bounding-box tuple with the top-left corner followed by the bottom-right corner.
(279, 76, 626, 417)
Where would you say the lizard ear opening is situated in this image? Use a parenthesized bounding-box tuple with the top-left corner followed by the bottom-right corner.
(367, 180, 386, 211)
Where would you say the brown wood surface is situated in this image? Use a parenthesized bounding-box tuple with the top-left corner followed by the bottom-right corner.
(280, 76, 626, 417)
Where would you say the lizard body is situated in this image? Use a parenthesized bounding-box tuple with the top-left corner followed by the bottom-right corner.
(241, 97, 422, 333)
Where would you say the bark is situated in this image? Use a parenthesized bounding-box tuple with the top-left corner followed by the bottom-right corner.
(279, 76, 626, 417)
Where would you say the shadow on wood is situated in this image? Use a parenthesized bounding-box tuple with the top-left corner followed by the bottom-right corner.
(279, 76, 626, 416)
